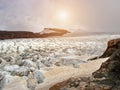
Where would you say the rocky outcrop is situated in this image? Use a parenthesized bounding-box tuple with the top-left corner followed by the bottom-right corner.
(91, 40, 120, 90)
(93, 49, 120, 80)
(92, 38, 120, 79)
(40, 28, 70, 37)
(88, 38, 120, 60)
(0, 28, 70, 40)
(100, 38, 120, 58)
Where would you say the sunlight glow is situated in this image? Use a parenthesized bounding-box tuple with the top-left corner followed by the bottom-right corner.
(58, 10, 69, 22)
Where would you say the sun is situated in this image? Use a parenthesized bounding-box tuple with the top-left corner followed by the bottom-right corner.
(58, 10, 69, 22)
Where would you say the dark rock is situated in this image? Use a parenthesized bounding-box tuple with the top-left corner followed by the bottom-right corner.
(100, 38, 120, 58)
(0, 31, 36, 39)
(93, 49, 120, 80)
(49, 76, 117, 90)
(88, 38, 120, 60)
(0, 28, 70, 40)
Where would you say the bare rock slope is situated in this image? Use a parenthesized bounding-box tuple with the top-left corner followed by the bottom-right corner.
(89, 38, 120, 60)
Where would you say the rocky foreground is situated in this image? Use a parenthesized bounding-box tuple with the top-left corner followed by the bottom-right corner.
(50, 38, 120, 90)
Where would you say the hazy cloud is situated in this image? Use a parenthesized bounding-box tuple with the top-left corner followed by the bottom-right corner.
(0, 0, 120, 32)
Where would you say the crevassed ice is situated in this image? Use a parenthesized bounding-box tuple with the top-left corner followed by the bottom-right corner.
(0, 35, 119, 56)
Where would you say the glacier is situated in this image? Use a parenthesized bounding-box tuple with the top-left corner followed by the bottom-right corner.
(0, 34, 120, 90)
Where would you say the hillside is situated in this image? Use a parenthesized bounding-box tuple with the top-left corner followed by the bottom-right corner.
(0, 28, 70, 39)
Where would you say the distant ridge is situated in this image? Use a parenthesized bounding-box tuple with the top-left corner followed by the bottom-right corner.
(0, 28, 70, 40)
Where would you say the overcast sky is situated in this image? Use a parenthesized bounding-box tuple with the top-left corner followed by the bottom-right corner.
(0, 0, 120, 32)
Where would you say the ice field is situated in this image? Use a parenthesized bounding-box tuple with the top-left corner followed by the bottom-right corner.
(0, 34, 120, 90)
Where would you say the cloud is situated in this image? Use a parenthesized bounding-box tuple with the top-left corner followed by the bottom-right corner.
(0, 0, 120, 32)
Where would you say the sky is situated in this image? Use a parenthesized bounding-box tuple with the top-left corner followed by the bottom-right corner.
(0, 0, 120, 32)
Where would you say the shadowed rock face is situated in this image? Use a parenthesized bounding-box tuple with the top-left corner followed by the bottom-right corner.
(88, 38, 120, 60)
(93, 38, 120, 79)
(93, 49, 120, 79)
(100, 38, 120, 58)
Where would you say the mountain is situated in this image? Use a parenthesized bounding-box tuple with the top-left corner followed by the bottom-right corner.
(0, 28, 70, 39)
